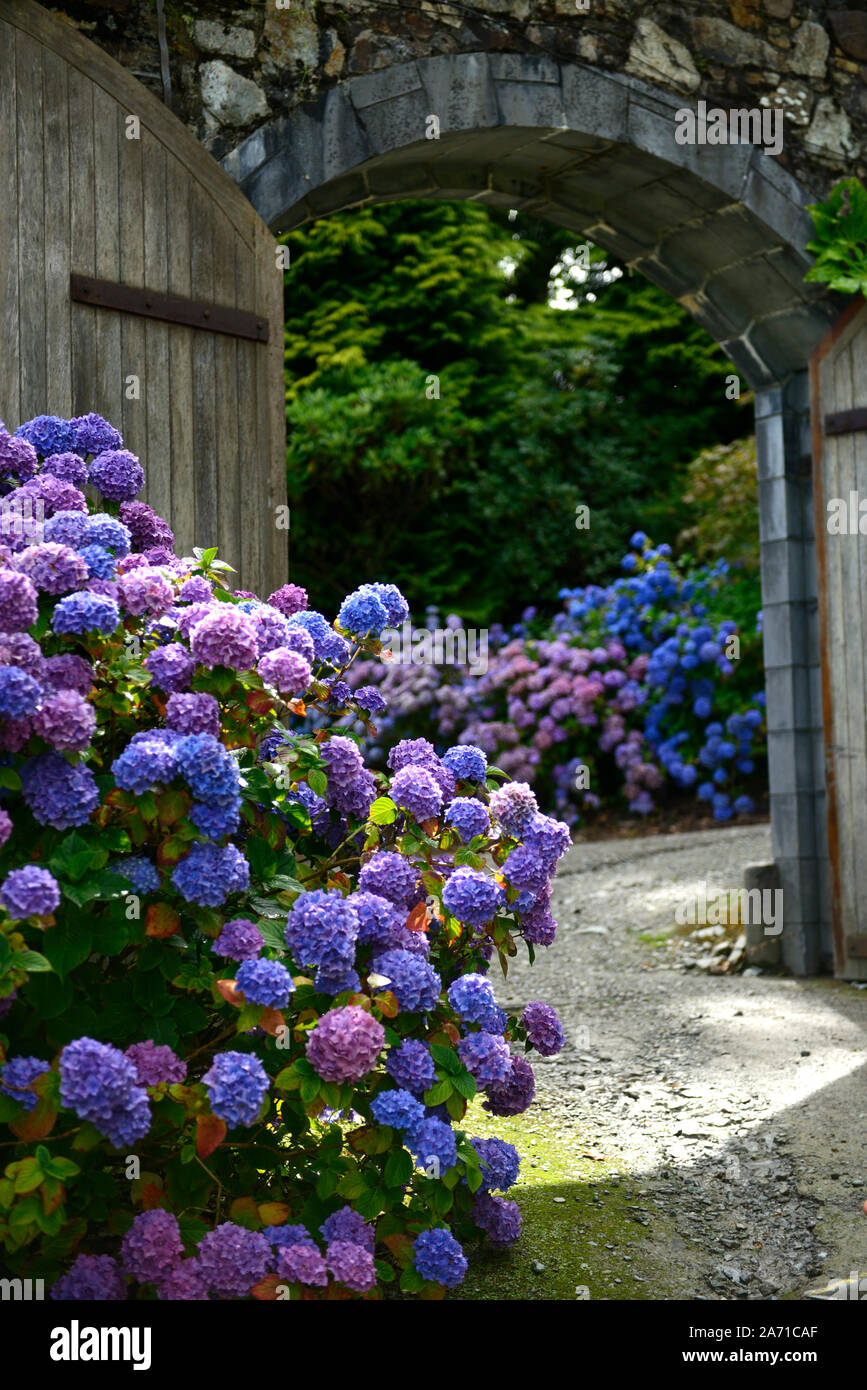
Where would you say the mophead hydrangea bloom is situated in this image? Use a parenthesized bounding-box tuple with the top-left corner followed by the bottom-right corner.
(386, 1039, 436, 1096)
(0, 666, 41, 719)
(196, 1223, 270, 1298)
(521, 1001, 565, 1056)
(346, 890, 403, 947)
(32, 689, 96, 752)
(284, 889, 359, 969)
(124, 1040, 186, 1087)
(157, 1259, 210, 1301)
(319, 1206, 376, 1252)
(411, 1116, 457, 1174)
(276, 1244, 328, 1286)
(320, 735, 377, 820)
(145, 644, 196, 694)
(305, 1005, 385, 1083)
(51, 589, 119, 636)
(488, 781, 538, 836)
(370, 1087, 425, 1135)
(113, 856, 161, 896)
(235, 957, 294, 1010)
(121, 1210, 184, 1283)
(43, 451, 89, 488)
(472, 1192, 523, 1248)
(441, 744, 488, 783)
(70, 412, 123, 456)
(171, 842, 249, 907)
(118, 499, 174, 552)
(89, 449, 144, 501)
(0, 566, 39, 630)
(390, 764, 443, 822)
(212, 918, 263, 961)
(457, 1031, 511, 1086)
(15, 414, 76, 458)
(257, 646, 312, 696)
(15, 542, 88, 595)
(413, 1227, 467, 1287)
(337, 585, 389, 636)
(0, 865, 61, 919)
(444, 796, 489, 843)
(59, 1037, 151, 1147)
(116, 567, 174, 619)
(358, 851, 420, 907)
(21, 751, 100, 829)
(326, 1240, 376, 1293)
(267, 582, 308, 618)
(482, 1054, 536, 1118)
(42, 652, 93, 695)
(202, 1051, 269, 1128)
(0, 1056, 50, 1111)
(50, 1253, 126, 1301)
(189, 606, 258, 670)
(447, 973, 501, 1028)
(370, 949, 441, 1014)
(471, 1136, 521, 1192)
(442, 866, 503, 929)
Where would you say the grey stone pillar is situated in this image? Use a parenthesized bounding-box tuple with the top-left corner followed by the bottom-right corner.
(754, 371, 828, 974)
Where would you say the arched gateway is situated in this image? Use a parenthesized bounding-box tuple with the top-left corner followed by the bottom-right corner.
(1, 1, 861, 978)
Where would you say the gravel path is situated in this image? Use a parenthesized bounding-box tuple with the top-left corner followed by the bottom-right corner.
(497, 824, 867, 1300)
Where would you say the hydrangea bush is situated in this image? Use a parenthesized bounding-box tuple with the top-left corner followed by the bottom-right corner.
(345, 535, 766, 827)
(0, 413, 567, 1300)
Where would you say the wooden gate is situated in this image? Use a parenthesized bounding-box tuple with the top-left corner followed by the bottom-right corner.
(0, 0, 286, 596)
(811, 295, 867, 980)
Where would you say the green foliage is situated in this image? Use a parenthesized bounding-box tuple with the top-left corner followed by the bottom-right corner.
(282, 201, 743, 625)
(806, 178, 867, 295)
(677, 436, 760, 573)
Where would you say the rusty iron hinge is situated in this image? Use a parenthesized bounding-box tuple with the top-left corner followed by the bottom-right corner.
(70, 274, 269, 344)
(825, 408, 867, 436)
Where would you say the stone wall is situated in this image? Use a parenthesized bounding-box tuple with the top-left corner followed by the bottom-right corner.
(44, 1, 865, 203)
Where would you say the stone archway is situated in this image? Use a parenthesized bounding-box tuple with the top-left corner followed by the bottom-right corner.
(223, 52, 841, 974)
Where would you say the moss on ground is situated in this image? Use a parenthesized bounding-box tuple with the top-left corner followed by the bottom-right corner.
(450, 1099, 655, 1301)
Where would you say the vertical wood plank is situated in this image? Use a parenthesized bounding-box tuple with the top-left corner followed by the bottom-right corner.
(68, 70, 96, 419)
(92, 87, 123, 434)
(42, 46, 71, 417)
(165, 152, 195, 558)
(118, 95, 147, 480)
(236, 237, 260, 596)
(0, 21, 21, 427)
(214, 222, 239, 579)
(16, 31, 46, 420)
(142, 134, 171, 530)
(189, 182, 217, 555)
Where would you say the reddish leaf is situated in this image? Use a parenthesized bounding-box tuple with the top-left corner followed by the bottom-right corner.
(196, 1113, 226, 1159)
(258, 1008, 286, 1037)
(9, 1099, 57, 1142)
(258, 1202, 289, 1226)
(246, 689, 277, 715)
(251, 1274, 283, 1301)
(229, 1196, 260, 1229)
(140, 1183, 167, 1211)
(287, 698, 306, 716)
(405, 903, 429, 934)
(155, 789, 190, 828)
(345, 994, 373, 1013)
(215, 978, 243, 1007)
(383, 1233, 415, 1269)
(145, 903, 181, 938)
(420, 819, 439, 836)
(155, 836, 189, 869)
(373, 991, 399, 1020)
(40, 1177, 65, 1216)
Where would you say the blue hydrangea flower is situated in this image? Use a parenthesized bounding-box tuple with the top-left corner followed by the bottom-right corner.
(413, 1227, 467, 1287)
(0, 1056, 50, 1111)
(370, 949, 441, 1013)
(337, 585, 389, 636)
(59, 1037, 151, 1147)
(458, 1032, 511, 1085)
(411, 1117, 457, 1174)
(447, 973, 505, 1030)
(370, 1087, 425, 1135)
(21, 752, 100, 830)
(441, 744, 487, 782)
(202, 1051, 269, 1128)
(442, 867, 503, 928)
(52, 590, 120, 636)
(235, 957, 294, 1010)
(386, 1040, 436, 1096)
(471, 1136, 521, 1191)
(171, 842, 249, 907)
(0, 665, 41, 718)
(444, 797, 489, 843)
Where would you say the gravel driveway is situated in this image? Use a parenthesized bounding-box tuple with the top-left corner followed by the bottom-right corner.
(483, 824, 867, 1301)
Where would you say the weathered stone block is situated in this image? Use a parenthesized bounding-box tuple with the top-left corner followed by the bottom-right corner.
(200, 60, 268, 127)
(193, 21, 256, 61)
(625, 18, 701, 94)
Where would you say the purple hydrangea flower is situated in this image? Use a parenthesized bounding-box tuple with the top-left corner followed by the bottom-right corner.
(0, 434, 39, 481)
(213, 918, 263, 961)
(158, 1259, 210, 1300)
(145, 644, 196, 694)
(21, 751, 100, 829)
(276, 1244, 328, 1286)
(482, 1055, 535, 1117)
(112, 732, 180, 794)
(447, 973, 506, 1032)
(70, 413, 123, 456)
(0, 809, 11, 849)
(0, 865, 60, 918)
(390, 764, 443, 822)
(0, 630, 45, 680)
(32, 689, 95, 752)
(0, 1056, 50, 1111)
(44, 509, 89, 549)
(521, 1001, 565, 1055)
(116, 567, 174, 618)
(118, 500, 174, 552)
(358, 851, 420, 907)
(0, 567, 39, 630)
(502, 843, 551, 896)
(280, 625, 315, 664)
(472, 1136, 520, 1191)
(164, 691, 220, 736)
(442, 745, 488, 782)
(20, 474, 86, 517)
(442, 867, 503, 928)
(16, 542, 88, 594)
(320, 735, 377, 820)
(444, 797, 489, 843)
(319, 1206, 375, 1252)
(267, 583, 308, 618)
(458, 1032, 511, 1085)
(84, 514, 131, 555)
(354, 685, 387, 716)
(472, 1191, 522, 1247)
(43, 451, 89, 488)
(89, 449, 144, 500)
(51, 1254, 126, 1301)
(386, 1040, 436, 1096)
(196, 1223, 270, 1298)
(413, 1227, 467, 1286)
(59, 1037, 151, 1147)
(235, 957, 294, 1010)
(489, 782, 538, 836)
(284, 889, 359, 969)
(346, 891, 403, 947)
(257, 647, 311, 696)
(171, 842, 249, 906)
(124, 1040, 187, 1086)
(42, 653, 93, 695)
(370, 949, 441, 1014)
(305, 1006, 385, 1083)
(121, 1210, 184, 1282)
(326, 1240, 376, 1293)
(202, 1051, 269, 1128)
(52, 590, 119, 636)
(367, 582, 409, 626)
(190, 606, 258, 670)
(177, 575, 212, 604)
(264, 1223, 317, 1250)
